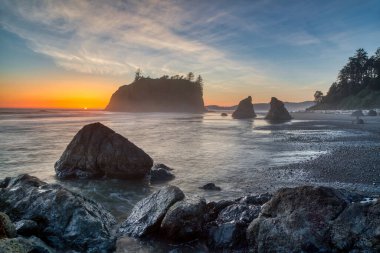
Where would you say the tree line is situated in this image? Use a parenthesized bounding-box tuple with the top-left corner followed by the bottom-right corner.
(314, 48, 380, 104)
(134, 69, 204, 95)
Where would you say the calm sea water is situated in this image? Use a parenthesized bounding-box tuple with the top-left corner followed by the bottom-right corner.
(0, 108, 370, 221)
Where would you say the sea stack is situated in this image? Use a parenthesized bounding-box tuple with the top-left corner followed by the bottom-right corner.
(55, 122, 153, 179)
(232, 96, 256, 119)
(106, 78, 205, 113)
(265, 97, 292, 121)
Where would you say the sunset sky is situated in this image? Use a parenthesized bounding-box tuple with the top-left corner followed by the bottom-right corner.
(0, 0, 379, 109)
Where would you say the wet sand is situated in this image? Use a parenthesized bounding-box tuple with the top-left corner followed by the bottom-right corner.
(258, 111, 380, 195)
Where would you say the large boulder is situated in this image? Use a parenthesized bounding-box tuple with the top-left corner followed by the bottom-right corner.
(232, 96, 257, 119)
(246, 186, 380, 252)
(265, 97, 292, 121)
(55, 122, 153, 179)
(118, 185, 185, 237)
(0, 174, 116, 253)
(160, 196, 206, 241)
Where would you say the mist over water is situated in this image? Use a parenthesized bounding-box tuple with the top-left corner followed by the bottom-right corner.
(0, 109, 375, 221)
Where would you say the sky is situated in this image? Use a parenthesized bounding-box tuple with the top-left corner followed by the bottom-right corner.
(0, 0, 379, 109)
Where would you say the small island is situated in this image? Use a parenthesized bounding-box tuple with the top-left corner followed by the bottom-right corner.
(106, 70, 205, 113)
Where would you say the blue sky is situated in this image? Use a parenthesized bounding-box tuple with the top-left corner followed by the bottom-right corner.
(0, 0, 379, 106)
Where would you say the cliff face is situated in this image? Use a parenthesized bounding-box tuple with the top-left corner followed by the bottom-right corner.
(105, 78, 205, 113)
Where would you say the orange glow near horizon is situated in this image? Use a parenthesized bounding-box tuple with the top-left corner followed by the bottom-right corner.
(0, 73, 121, 109)
(0, 73, 314, 109)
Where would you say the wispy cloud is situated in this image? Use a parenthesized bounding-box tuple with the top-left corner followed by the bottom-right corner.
(0, 0, 258, 79)
(1, 0, 379, 103)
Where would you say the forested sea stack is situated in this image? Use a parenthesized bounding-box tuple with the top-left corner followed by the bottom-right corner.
(106, 73, 205, 113)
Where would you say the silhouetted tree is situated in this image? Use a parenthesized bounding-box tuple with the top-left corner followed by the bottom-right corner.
(196, 75, 203, 95)
(314, 91, 324, 103)
(187, 72, 194, 81)
(135, 68, 142, 81)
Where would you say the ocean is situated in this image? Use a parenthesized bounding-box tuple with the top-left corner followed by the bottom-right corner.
(0, 108, 377, 222)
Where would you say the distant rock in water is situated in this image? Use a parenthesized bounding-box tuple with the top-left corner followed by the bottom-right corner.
(367, 109, 377, 116)
(232, 96, 256, 119)
(105, 78, 205, 112)
(200, 183, 221, 191)
(0, 174, 116, 252)
(221, 112, 228, 117)
(55, 122, 153, 179)
(265, 97, 292, 121)
(351, 110, 364, 117)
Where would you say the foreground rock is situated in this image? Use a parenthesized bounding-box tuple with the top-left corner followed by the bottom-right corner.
(207, 203, 261, 250)
(232, 96, 257, 119)
(247, 186, 379, 252)
(118, 186, 185, 237)
(265, 97, 292, 121)
(0, 174, 116, 253)
(0, 212, 16, 239)
(116, 185, 378, 252)
(150, 164, 175, 183)
(55, 122, 153, 179)
(0, 236, 55, 253)
(160, 196, 206, 241)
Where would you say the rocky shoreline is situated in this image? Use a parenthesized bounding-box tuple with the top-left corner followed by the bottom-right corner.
(1, 174, 379, 252)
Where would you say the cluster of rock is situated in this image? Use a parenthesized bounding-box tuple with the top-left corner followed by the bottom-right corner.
(232, 96, 292, 121)
(0, 174, 116, 253)
(116, 185, 379, 252)
(1, 175, 378, 252)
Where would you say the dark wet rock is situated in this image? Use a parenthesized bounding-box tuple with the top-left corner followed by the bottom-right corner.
(150, 164, 175, 183)
(199, 183, 221, 191)
(330, 199, 380, 251)
(0, 174, 116, 253)
(55, 122, 153, 179)
(351, 110, 364, 117)
(353, 118, 364, 124)
(204, 200, 235, 223)
(0, 236, 55, 253)
(367, 109, 378, 116)
(160, 196, 206, 241)
(221, 113, 228, 116)
(246, 186, 354, 252)
(14, 220, 39, 236)
(207, 204, 260, 249)
(216, 204, 261, 224)
(118, 185, 185, 237)
(265, 97, 292, 121)
(0, 212, 16, 239)
(236, 193, 272, 205)
(232, 96, 256, 119)
(207, 222, 247, 250)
